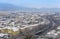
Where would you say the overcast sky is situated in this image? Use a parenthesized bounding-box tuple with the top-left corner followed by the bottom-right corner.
(0, 0, 60, 8)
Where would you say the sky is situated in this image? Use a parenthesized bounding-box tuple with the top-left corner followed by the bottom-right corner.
(0, 0, 60, 8)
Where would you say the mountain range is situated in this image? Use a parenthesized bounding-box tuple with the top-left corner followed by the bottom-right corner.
(0, 3, 60, 12)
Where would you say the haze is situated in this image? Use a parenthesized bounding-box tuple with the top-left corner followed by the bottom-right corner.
(0, 0, 60, 8)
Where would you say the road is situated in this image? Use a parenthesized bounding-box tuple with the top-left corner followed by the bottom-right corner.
(35, 15, 59, 36)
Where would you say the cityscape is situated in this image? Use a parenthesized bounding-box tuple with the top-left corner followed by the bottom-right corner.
(0, 11, 59, 39)
(0, 0, 60, 39)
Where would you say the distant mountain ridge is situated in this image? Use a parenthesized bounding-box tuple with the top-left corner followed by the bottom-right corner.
(0, 3, 31, 11)
(0, 3, 60, 12)
(0, 3, 21, 11)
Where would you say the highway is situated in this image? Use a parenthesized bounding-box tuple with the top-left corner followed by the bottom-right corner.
(35, 15, 59, 36)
